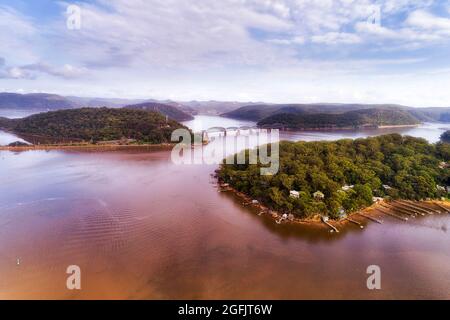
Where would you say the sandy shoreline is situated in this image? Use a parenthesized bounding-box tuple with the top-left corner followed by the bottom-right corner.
(263, 124, 420, 131)
(0, 143, 176, 152)
(218, 182, 450, 231)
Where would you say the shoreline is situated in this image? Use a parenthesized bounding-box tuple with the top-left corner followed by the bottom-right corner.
(218, 182, 449, 231)
(0, 143, 176, 152)
(259, 124, 420, 131)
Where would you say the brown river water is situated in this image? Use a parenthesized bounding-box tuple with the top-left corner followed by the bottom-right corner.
(0, 115, 449, 299)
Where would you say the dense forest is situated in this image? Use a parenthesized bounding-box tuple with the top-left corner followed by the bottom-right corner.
(218, 134, 450, 219)
(257, 109, 419, 129)
(222, 103, 450, 123)
(0, 107, 188, 144)
(124, 102, 194, 121)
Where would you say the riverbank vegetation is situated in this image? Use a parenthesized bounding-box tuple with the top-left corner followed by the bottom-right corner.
(218, 134, 450, 219)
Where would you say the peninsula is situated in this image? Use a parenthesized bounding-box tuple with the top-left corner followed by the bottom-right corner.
(218, 134, 450, 225)
(0, 107, 189, 147)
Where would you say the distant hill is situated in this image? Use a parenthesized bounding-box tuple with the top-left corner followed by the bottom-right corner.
(0, 107, 187, 144)
(257, 108, 420, 129)
(65, 96, 147, 108)
(179, 100, 261, 116)
(408, 107, 450, 122)
(124, 102, 194, 121)
(3, 92, 450, 123)
(221, 103, 414, 121)
(0, 93, 77, 110)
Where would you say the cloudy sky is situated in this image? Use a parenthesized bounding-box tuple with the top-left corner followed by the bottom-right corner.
(0, 0, 450, 106)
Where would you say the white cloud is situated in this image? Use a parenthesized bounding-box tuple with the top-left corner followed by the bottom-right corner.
(406, 10, 450, 35)
(355, 9, 450, 45)
(311, 32, 362, 44)
(21, 63, 88, 79)
(0, 66, 33, 80)
(57, 0, 296, 69)
(268, 36, 305, 45)
(1, 0, 450, 107)
(0, 5, 38, 63)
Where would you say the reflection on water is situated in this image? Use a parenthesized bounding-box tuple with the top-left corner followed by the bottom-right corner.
(0, 109, 45, 119)
(0, 131, 28, 146)
(183, 116, 450, 144)
(280, 122, 450, 143)
(0, 116, 449, 299)
(0, 109, 44, 146)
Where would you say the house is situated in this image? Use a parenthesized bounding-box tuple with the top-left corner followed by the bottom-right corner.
(439, 162, 449, 169)
(313, 191, 325, 200)
(290, 190, 300, 199)
(341, 185, 354, 191)
(372, 197, 384, 203)
(437, 185, 446, 192)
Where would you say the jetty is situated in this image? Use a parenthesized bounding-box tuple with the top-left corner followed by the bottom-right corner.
(381, 202, 419, 217)
(345, 217, 364, 229)
(358, 212, 383, 224)
(376, 207, 408, 221)
(396, 200, 438, 215)
(433, 202, 450, 213)
(321, 216, 339, 233)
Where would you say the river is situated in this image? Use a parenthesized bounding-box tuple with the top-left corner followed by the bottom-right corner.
(0, 114, 449, 299)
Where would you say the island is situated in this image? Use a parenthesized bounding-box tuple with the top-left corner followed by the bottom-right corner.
(221, 102, 450, 123)
(257, 109, 420, 130)
(124, 102, 194, 121)
(441, 130, 450, 143)
(218, 134, 450, 226)
(0, 107, 189, 148)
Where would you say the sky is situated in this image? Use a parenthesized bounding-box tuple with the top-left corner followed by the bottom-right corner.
(0, 0, 450, 107)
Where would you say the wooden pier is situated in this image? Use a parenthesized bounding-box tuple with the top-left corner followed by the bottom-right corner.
(381, 202, 420, 217)
(345, 217, 364, 229)
(321, 217, 339, 233)
(392, 201, 427, 215)
(376, 207, 408, 221)
(397, 200, 439, 215)
(433, 203, 450, 213)
(358, 212, 383, 224)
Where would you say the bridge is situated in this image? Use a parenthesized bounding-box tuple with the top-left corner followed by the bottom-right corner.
(198, 126, 272, 142)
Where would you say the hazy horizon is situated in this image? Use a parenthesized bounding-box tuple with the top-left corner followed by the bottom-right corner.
(1, 91, 449, 109)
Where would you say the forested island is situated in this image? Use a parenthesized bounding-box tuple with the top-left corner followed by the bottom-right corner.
(221, 103, 450, 123)
(0, 107, 188, 145)
(257, 109, 420, 130)
(218, 134, 450, 220)
(124, 102, 194, 121)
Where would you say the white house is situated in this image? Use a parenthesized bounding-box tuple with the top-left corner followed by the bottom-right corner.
(372, 197, 384, 203)
(290, 190, 300, 199)
(313, 191, 325, 200)
(341, 185, 354, 191)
